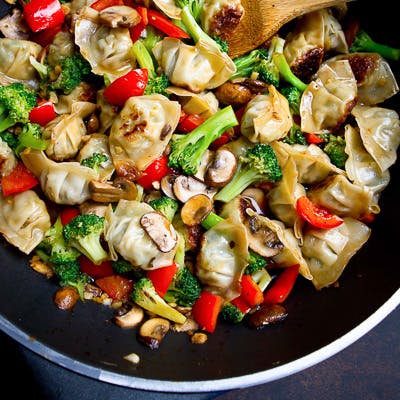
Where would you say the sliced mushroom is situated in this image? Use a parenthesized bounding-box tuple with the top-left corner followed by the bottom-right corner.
(160, 174, 178, 200)
(173, 175, 217, 203)
(79, 201, 108, 217)
(98, 6, 141, 28)
(181, 194, 213, 226)
(140, 212, 178, 253)
(114, 304, 144, 328)
(54, 287, 80, 311)
(241, 188, 266, 214)
(246, 304, 288, 329)
(89, 177, 138, 202)
(205, 147, 237, 188)
(137, 317, 170, 350)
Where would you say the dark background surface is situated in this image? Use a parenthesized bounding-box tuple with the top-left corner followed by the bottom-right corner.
(1, 305, 399, 399)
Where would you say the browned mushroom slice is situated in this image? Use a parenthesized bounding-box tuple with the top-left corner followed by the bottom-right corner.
(114, 304, 144, 328)
(89, 177, 138, 202)
(205, 147, 237, 188)
(140, 212, 178, 253)
(137, 317, 170, 350)
(160, 174, 178, 200)
(241, 188, 266, 213)
(54, 287, 80, 311)
(99, 6, 141, 28)
(79, 201, 108, 217)
(246, 304, 288, 329)
(181, 194, 213, 226)
(172, 175, 217, 203)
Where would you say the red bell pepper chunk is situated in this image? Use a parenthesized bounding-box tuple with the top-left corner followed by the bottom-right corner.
(147, 9, 190, 39)
(146, 263, 178, 298)
(95, 275, 133, 300)
(103, 68, 149, 107)
(231, 296, 251, 314)
(1, 162, 39, 196)
(305, 132, 325, 144)
(22, 0, 65, 33)
(296, 195, 344, 229)
(136, 155, 172, 190)
(263, 264, 300, 304)
(31, 23, 62, 47)
(129, 6, 148, 43)
(191, 291, 223, 333)
(79, 256, 114, 279)
(90, 0, 123, 11)
(210, 130, 231, 149)
(29, 101, 56, 126)
(177, 113, 204, 134)
(238, 275, 264, 307)
(233, 105, 246, 135)
(59, 207, 80, 226)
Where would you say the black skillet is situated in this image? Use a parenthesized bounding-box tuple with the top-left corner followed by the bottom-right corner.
(0, 0, 399, 393)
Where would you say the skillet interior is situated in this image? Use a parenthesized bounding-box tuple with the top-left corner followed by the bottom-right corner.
(0, 0, 399, 391)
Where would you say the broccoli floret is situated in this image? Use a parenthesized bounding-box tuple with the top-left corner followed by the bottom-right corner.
(111, 259, 145, 280)
(220, 303, 245, 324)
(15, 123, 49, 155)
(244, 250, 267, 275)
(231, 48, 270, 79)
(149, 196, 179, 222)
(283, 123, 307, 145)
(163, 267, 202, 307)
(350, 28, 400, 61)
(142, 26, 164, 53)
(175, 0, 228, 52)
(0, 83, 37, 132)
(213, 35, 229, 53)
(132, 39, 169, 96)
(53, 260, 90, 300)
(80, 152, 108, 173)
(62, 214, 108, 265)
(272, 51, 307, 92)
(36, 216, 80, 265)
(0, 131, 18, 150)
(323, 135, 348, 169)
(214, 143, 282, 203)
(280, 85, 302, 116)
(50, 52, 92, 94)
(168, 105, 238, 175)
(131, 277, 186, 323)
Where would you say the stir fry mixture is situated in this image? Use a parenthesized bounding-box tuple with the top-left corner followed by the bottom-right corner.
(0, 0, 399, 351)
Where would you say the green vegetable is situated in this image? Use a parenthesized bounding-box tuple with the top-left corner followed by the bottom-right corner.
(164, 267, 202, 307)
(132, 39, 169, 96)
(80, 152, 108, 173)
(350, 29, 400, 61)
(131, 277, 186, 323)
(244, 250, 267, 275)
(0, 83, 37, 132)
(213, 35, 229, 53)
(168, 105, 238, 175)
(111, 259, 145, 280)
(0, 131, 19, 150)
(149, 196, 179, 222)
(280, 85, 302, 116)
(323, 135, 348, 169)
(272, 52, 307, 92)
(201, 211, 224, 230)
(231, 48, 270, 79)
(283, 123, 306, 145)
(62, 214, 108, 265)
(15, 123, 49, 155)
(36, 216, 80, 265)
(214, 143, 282, 203)
(220, 303, 245, 324)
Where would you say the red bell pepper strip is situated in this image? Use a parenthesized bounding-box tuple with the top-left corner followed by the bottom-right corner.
(90, 0, 123, 11)
(79, 256, 114, 279)
(103, 69, 149, 107)
(231, 296, 251, 314)
(59, 207, 80, 226)
(147, 9, 190, 39)
(31, 23, 62, 47)
(296, 195, 344, 229)
(263, 264, 300, 304)
(210, 130, 231, 149)
(192, 291, 223, 333)
(129, 6, 148, 43)
(29, 101, 56, 126)
(305, 132, 325, 144)
(1, 162, 39, 196)
(177, 113, 204, 134)
(238, 274, 264, 307)
(22, 0, 65, 33)
(146, 263, 178, 298)
(95, 275, 133, 300)
(233, 105, 246, 136)
(136, 155, 172, 190)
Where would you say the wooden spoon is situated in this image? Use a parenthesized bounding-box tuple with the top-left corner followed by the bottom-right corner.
(227, 0, 352, 58)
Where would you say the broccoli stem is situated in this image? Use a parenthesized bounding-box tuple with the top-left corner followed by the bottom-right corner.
(201, 212, 224, 230)
(272, 53, 307, 92)
(214, 165, 261, 203)
(77, 235, 108, 265)
(0, 116, 15, 132)
(350, 29, 400, 61)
